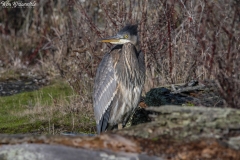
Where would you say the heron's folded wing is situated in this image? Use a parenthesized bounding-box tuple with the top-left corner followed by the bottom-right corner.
(138, 50, 145, 76)
(93, 53, 117, 124)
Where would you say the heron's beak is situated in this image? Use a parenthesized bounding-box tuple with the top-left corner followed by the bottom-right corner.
(99, 35, 130, 44)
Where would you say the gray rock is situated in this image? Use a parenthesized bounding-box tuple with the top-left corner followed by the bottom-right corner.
(0, 143, 162, 160)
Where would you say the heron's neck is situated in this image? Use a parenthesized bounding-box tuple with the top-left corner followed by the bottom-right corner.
(122, 43, 138, 63)
(111, 44, 123, 51)
(111, 42, 140, 53)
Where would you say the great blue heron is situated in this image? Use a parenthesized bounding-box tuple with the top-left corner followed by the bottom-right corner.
(93, 25, 145, 134)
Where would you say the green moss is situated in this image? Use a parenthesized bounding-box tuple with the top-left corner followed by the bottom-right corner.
(0, 80, 75, 134)
(182, 102, 195, 107)
(151, 137, 159, 141)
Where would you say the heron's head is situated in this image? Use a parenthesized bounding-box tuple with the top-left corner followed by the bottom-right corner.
(100, 25, 138, 45)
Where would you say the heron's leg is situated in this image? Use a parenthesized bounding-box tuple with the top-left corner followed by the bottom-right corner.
(123, 107, 138, 128)
(118, 123, 123, 130)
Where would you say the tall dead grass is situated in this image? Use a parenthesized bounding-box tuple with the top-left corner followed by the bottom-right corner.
(1, 0, 239, 109)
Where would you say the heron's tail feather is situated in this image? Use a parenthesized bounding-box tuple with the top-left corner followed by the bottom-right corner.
(97, 107, 111, 134)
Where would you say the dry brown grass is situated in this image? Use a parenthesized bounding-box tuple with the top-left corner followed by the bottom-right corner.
(1, 0, 239, 111)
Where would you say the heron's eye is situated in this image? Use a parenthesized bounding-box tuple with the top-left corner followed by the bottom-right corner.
(124, 34, 129, 39)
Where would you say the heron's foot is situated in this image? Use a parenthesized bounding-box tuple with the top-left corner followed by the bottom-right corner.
(118, 123, 123, 130)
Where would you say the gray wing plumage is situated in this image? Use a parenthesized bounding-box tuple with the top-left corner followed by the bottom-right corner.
(93, 53, 117, 133)
(138, 50, 145, 76)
